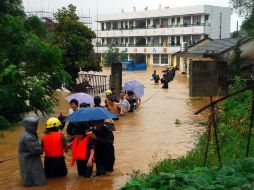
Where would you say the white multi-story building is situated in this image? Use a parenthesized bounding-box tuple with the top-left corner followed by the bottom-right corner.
(94, 5, 232, 67)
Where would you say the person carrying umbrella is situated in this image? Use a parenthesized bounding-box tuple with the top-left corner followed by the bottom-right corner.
(41, 117, 68, 178)
(89, 120, 115, 176)
(65, 107, 118, 176)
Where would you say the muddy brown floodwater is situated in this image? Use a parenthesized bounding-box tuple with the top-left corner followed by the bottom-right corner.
(0, 66, 208, 190)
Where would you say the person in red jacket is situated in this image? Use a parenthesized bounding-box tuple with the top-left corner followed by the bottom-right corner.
(71, 126, 94, 178)
(41, 117, 68, 178)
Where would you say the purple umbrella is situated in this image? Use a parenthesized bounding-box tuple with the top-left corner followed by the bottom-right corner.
(66, 93, 94, 105)
(123, 80, 144, 98)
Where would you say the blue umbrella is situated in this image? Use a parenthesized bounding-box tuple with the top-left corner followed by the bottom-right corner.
(123, 80, 144, 98)
(65, 107, 118, 122)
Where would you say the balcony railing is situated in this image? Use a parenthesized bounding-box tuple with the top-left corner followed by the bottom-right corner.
(95, 43, 182, 47)
(101, 23, 210, 31)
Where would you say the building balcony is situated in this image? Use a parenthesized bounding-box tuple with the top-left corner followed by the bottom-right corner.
(97, 24, 208, 38)
(102, 23, 210, 31)
(94, 45, 181, 54)
(96, 43, 182, 47)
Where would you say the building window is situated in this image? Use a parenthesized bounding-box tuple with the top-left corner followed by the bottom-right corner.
(205, 15, 209, 24)
(171, 17, 175, 26)
(153, 55, 159, 64)
(161, 54, 168, 64)
(176, 36, 180, 45)
(183, 16, 191, 26)
(161, 18, 168, 27)
(113, 22, 118, 29)
(177, 17, 181, 26)
(192, 35, 201, 44)
(193, 15, 201, 25)
(183, 35, 190, 46)
(170, 36, 175, 45)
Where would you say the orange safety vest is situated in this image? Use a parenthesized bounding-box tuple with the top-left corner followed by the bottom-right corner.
(71, 136, 90, 166)
(42, 132, 64, 157)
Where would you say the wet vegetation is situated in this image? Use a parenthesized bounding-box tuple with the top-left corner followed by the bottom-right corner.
(0, 1, 100, 129)
(121, 77, 254, 189)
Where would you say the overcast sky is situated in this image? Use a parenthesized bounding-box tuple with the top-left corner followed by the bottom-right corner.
(22, 0, 243, 32)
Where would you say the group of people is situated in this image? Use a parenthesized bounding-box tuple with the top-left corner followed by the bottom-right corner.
(151, 67, 176, 88)
(18, 89, 141, 187)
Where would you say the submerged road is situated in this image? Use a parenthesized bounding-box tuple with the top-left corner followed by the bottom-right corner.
(0, 66, 207, 190)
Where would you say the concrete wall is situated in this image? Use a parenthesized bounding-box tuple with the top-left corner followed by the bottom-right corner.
(204, 5, 231, 39)
(189, 61, 226, 96)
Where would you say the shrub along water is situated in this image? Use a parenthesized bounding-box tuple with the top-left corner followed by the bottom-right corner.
(121, 76, 254, 189)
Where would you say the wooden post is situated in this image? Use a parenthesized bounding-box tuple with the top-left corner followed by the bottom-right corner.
(203, 117, 212, 167)
(210, 96, 222, 167)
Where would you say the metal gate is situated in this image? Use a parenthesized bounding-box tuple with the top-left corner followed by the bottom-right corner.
(75, 71, 110, 95)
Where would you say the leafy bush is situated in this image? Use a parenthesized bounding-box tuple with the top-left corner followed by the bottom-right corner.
(121, 158, 254, 190)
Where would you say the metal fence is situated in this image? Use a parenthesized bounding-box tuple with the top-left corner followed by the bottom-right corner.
(76, 71, 110, 96)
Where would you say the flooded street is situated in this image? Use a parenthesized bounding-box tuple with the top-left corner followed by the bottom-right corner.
(0, 66, 207, 190)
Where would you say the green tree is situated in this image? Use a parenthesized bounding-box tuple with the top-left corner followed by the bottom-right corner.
(24, 16, 49, 40)
(53, 4, 102, 84)
(230, 0, 254, 36)
(103, 45, 128, 66)
(0, 0, 25, 18)
(0, 1, 69, 128)
(231, 40, 242, 75)
(230, 0, 254, 18)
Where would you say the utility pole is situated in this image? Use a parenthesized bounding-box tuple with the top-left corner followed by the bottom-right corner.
(96, 0, 99, 55)
(219, 12, 222, 39)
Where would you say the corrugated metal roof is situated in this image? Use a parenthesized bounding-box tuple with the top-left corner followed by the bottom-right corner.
(189, 38, 246, 54)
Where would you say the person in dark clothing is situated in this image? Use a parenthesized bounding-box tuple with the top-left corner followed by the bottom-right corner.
(71, 126, 94, 178)
(94, 96, 102, 107)
(90, 120, 115, 175)
(57, 113, 67, 131)
(80, 102, 90, 108)
(152, 70, 160, 83)
(126, 91, 139, 112)
(161, 73, 169, 89)
(41, 117, 68, 178)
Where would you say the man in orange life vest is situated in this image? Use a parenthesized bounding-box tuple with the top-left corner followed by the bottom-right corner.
(71, 126, 94, 178)
(41, 117, 68, 178)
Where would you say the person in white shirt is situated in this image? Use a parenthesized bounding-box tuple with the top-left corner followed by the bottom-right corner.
(119, 91, 130, 115)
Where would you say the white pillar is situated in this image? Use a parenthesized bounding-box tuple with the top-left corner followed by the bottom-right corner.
(186, 59, 190, 77)
(180, 57, 184, 73)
